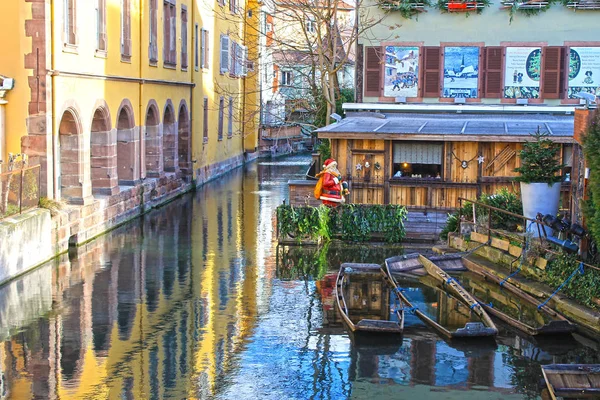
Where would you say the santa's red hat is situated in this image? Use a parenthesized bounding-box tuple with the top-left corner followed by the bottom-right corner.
(323, 158, 336, 168)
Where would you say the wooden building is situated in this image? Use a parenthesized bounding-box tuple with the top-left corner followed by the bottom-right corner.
(315, 104, 576, 210)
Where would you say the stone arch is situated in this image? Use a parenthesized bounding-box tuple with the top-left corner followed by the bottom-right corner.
(116, 99, 140, 185)
(177, 100, 191, 177)
(162, 100, 178, 173)
(58, 106, 90, 204)
(145, 100, 163, 177)
(90, 101, 119, 195)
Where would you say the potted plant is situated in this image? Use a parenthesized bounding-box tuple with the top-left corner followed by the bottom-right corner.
(514, 128, 565, 235)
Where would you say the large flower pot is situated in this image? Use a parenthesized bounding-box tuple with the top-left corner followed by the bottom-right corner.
(520, 182, 561, 236)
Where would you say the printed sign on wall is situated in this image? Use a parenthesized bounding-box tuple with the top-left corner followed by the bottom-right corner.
(503, 47, 541, 99)
(568, 47, 600, 99)
(384, 46, 420, 98)
(442, 47, 480, 98)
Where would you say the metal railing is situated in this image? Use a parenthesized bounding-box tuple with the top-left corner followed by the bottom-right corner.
(457, 196, 600, 272)
(0, 161, 41, 219)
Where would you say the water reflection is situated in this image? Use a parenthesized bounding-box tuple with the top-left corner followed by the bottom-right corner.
(0, 154, 599, 400)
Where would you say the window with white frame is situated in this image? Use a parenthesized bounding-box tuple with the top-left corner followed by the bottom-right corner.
(281, 70, 292, 86)
(201, 29, 209, 68)
(64, 0, 76, 45)
(306, 17, 315, 33)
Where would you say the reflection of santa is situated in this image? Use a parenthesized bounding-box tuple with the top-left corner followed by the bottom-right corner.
(395, 50, 417, 73)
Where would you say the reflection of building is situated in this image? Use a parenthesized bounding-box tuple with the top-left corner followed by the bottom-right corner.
(0, 169, 262, 398)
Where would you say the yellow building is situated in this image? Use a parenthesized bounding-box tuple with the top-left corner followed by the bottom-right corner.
(0, 0, 259, 206)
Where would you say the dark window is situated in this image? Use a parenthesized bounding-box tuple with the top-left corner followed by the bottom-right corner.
(163, 0, 176, 65)
(203, 97, 209, 142)
(422, 46, 441, 98)
(228, 97, 233, 137)
(218, 97, 224, 140)
(483, 47, 503, 98)
(541, 46, 565, 99)
(281, 70, 292, 86)
(392, 142, 443, 179)
(194, 23, 199, 70)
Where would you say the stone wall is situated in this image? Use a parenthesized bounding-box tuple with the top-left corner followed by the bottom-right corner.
(0, 209, 52, 285)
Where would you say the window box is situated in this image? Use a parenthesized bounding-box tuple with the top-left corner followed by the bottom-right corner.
(377, 0, 429, 18)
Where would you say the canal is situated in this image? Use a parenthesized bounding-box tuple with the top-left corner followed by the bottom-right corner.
(0, 154, 598, 399)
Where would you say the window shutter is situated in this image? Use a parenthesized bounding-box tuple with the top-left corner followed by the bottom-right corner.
(220, 36, 230, 73)
(149, 0, 157, 60)
(204, 30, 209, 68)
(422, 46, 441, 98)
(181, 9, 188, 68)
(68, 0, 76, 44)
(201, 29, 207, 68)
(484, 47, 503, 98)
(241, 46, 248, 76)
(541, 46, 564, 99)
(228, 98, 233, 137)
(124, 0, 131, 56)
(203, 97, 209, 140)
(218, 97, 224, 140)
(364, 46, 383, 97)
(170, 11, 176, 63)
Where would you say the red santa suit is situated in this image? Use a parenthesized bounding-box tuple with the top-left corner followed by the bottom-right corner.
(319, 158, 346, 206)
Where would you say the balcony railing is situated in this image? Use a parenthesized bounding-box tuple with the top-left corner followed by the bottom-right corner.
(0, 158, 41, 220)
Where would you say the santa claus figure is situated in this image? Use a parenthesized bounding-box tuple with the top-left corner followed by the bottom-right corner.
(317, 158, 348, 206)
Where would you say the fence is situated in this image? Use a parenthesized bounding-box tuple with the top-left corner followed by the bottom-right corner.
(456, 196, 600, 272)
(0, 163, 41, 219)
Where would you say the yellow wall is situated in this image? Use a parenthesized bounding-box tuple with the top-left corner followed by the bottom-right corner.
(3, 0, 259, 187)
(0, 1, 33, 161)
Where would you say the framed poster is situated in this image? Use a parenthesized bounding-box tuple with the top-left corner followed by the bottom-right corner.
(384, 46, 419, 98)
(442, 46, 480, 98)
(503, 47, 541, 99)
(568, 47, 600, 99)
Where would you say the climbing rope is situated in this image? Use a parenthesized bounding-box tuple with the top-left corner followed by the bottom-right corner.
(537, 262, 585, 309)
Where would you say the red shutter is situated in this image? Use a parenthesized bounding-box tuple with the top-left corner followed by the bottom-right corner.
(541, 46, 564, 99)
(422, 47, 441, 98)
(484, 47, 503, 98)
(364, 46, 383, 97)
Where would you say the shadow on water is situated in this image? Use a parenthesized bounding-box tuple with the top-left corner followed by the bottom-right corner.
(1, 153, 600, 400)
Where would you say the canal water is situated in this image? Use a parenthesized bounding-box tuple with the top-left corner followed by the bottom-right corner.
(0, 154, 599, 399)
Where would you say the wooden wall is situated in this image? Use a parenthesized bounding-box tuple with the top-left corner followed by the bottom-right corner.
(325, 138, 568, 210)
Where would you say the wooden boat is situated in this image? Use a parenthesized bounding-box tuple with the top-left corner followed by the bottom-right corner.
(542, 364, 600, 399)
(462, 256, 576, 337)
(335, 263, 405, 336)
(418, 254, 498, 336)
(383, 256, 498, 339)
(386, 253, 466, 276)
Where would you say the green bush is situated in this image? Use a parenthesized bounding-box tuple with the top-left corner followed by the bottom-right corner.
(544, 251, 600, 309)
(276, 203, 407, 243)
(440, 188, 523, 240)
(583, 114, 600, 250)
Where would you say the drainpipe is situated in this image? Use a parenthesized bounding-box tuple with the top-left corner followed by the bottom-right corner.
(139, 0, 144, 181)
(51, 0, 58, 200)
(189, 0, 194, 183)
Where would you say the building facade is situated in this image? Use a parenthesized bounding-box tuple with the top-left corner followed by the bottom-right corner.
(312, 0, 600, 210)
(0, 0, 259, 244)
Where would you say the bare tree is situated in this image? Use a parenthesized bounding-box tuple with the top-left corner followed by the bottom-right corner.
(212, 0, 397, 129)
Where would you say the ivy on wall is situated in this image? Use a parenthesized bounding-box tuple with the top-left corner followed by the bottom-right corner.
(544, 251, 600, 309)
